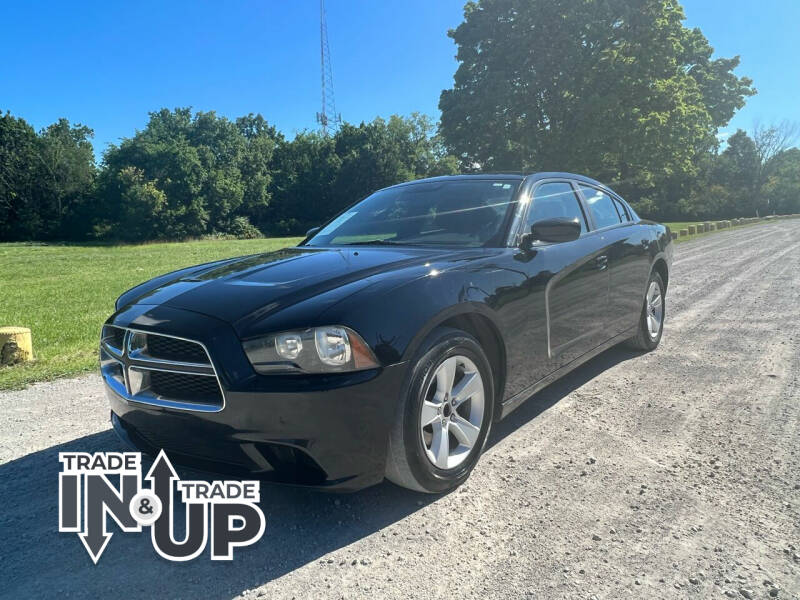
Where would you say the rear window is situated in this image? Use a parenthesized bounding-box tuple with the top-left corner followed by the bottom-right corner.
(579, 185, 622, 229)
(612, 197, 630, 222)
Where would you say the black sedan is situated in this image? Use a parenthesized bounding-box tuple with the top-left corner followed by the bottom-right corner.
(102, 173, 672, 493)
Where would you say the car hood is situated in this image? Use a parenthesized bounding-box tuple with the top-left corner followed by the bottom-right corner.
(122, 246, 459, 328)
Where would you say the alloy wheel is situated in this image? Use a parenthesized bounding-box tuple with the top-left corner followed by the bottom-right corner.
(419, 355, 485, 470)
(646, 280, 663, 340)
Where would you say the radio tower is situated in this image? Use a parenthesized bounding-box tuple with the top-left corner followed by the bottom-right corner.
(316, 0, 341, 135)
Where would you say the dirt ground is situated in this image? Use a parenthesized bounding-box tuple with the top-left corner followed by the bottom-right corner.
(1, 220, 798, 600)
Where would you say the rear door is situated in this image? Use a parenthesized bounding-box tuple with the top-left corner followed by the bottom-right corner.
(577, 184, 649, 337)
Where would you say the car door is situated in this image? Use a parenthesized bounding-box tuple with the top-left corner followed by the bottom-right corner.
(577, 184, 649, 337)
(516, 180, 612, 379)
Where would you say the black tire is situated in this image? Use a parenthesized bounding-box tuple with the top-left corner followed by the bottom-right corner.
(385, 327, 494, 493)
(626, 271, 665, 351)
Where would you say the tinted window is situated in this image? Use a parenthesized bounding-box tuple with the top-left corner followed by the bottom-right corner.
(612, 197, 630, 222)
(580, 185, 622, 229)
(527, 182, 588, 234)
(306, 179, 520, 248)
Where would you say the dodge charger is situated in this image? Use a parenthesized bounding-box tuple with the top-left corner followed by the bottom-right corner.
(102, 173, 673, 493)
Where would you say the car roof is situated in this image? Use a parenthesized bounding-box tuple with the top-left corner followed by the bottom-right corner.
(385, 172, 610, 190)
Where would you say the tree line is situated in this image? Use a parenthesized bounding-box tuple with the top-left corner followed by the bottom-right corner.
(1, 0, 799, 243)
(0, 110, 457, 242)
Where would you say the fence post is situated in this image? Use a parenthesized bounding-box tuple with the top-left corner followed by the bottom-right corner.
(0, 327, 33, 365)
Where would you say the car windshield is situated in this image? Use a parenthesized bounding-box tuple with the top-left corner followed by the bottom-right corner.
(304, 179, 521, 248)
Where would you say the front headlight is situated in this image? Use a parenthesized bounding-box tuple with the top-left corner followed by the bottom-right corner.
(242, 326, 380, 374)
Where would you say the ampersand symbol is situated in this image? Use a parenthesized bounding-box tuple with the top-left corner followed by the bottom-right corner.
(138, 497, 154, 515)
(130, 490, 161, 525)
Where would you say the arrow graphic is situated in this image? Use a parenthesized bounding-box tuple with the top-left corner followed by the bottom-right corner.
(78, 493, 112, 564)
(146, 450, 207, 561)
(78, 473, 139, 564)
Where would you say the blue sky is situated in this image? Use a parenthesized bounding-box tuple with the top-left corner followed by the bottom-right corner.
(2, 0, 797, 159)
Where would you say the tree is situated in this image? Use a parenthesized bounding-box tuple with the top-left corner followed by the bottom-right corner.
(110, 167, 169, 241)
(711, 129, 760, 215)
(36, 119, 97, 238)
(0, 113, 39, 240)
(267, 131, 341, 234)
(101, 110, 209, 239)
(101, 108, 279, 239)
(236, 114, 282, 227)
(752, 121, 799, 214)
(266, 114, 459, 235)
(332, 114, 458, 213)
(764, 148, 800, 215)
(706, 123, 799, 217)
(439, 0, 754, 214)
(0, 112, 95, 241)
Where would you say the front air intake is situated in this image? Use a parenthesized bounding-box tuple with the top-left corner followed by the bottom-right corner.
(100, 327, 224, 412)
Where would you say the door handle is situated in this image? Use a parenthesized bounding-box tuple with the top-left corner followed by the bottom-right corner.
(595, 255, 608, 270)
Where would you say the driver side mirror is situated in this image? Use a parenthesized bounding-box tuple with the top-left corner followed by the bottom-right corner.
(520, 217, 581, 250)
(305, 226, 320, 238)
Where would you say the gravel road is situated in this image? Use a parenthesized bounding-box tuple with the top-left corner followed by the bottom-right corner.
(1, 220, 798, 600)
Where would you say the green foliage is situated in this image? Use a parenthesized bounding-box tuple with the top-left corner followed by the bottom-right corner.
(711, 130, 760, 215)
(678, 128, 800, 219)
(98, 110, 458, 239)
(227, 215, 263, 239)
(0, 108, 458, 242)
(99, 108, 274, 240)
(265, 113, 458, 234)
(765, 148, 800, 215)
(439, 0, 755, 208)
(0, 113, 39, 240)
(0, 112, 96, 241)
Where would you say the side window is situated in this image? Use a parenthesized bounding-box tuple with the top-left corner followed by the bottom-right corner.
(612, 197, 630, 222)
(579, 185, 622, 229)
(527, 182, 588, 234)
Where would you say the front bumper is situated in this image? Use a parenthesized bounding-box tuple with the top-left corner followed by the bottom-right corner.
(105, 304, 407, 492)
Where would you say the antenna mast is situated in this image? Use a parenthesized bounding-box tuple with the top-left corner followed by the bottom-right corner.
(316, 0, 341, 135)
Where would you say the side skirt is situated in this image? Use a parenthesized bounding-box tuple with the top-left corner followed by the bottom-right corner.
(499, 326, 636, 420)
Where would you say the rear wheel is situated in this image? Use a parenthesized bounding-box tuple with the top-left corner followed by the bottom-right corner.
(385, 328, 494, 493)
(626, 271, 665, 351)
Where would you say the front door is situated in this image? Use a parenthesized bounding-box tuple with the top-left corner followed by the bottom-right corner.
(501, 181, 611, 397)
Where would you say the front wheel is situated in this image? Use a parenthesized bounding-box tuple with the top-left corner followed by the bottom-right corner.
(385, 328, 494, 493)
(626, 271, 665, 351)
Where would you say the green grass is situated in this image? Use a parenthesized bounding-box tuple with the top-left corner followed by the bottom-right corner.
(0, 237, 302, 390)
(664, 219, 767, 242)
(664, 221, 700, 232)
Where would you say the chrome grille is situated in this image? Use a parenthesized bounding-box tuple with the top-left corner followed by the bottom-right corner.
(100, 326, 224, 412)
(149, 370, 222, 402)
(101, 325, 126, 355)
(146, 335, 209, 363)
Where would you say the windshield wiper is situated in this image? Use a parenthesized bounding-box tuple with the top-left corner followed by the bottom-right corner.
(340, 239, 407, 246)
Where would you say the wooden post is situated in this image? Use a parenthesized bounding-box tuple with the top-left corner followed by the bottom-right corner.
(0, 327, 33, 365)
(688, 225, 696, 235)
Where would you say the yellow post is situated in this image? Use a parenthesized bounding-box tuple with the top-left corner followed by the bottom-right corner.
(0, 326, 33, 365)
